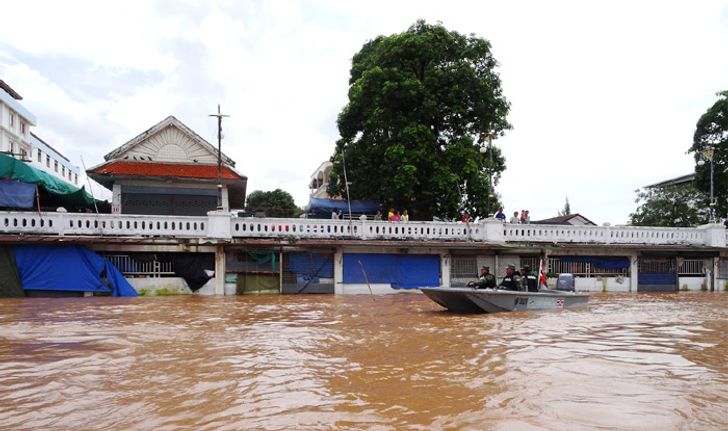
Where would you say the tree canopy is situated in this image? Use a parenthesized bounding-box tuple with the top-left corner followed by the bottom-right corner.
(245, 189, 301, 218)
(689, 90, 728, 217)
(327, 20, 510, 221)
(629, 184, 708, 227)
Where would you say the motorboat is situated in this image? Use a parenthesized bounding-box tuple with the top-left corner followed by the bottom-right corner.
(420, 286, 589, 313)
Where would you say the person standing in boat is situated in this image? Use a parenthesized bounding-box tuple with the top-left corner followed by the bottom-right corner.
(522, 265, 539, 292)
(499, 264, 523, 291)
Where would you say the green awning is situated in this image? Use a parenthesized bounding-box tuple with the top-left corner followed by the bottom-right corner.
(0, 153, 98, 207)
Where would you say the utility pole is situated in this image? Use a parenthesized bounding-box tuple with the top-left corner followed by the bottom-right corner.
(208, 104, 229, 211)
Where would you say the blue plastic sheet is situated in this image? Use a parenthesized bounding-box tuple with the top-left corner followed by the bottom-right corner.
(307, 197, 379, 217)
(343, 253, 440, 289)
(13, 245, 138, 296)
(0, 179, 35, 208)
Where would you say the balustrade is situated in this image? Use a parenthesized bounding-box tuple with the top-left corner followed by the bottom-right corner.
(0, 211, 723, 247)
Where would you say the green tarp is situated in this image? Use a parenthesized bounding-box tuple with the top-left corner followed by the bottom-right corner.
(0, 153, 98, 207)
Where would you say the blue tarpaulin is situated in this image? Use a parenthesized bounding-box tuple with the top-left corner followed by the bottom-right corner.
(343, 253, 440, 289)
(13, 245, 138, 296)
(0, 179, 35, 208)
(558, 256, 630, 269)
(307, 197, 379, 217)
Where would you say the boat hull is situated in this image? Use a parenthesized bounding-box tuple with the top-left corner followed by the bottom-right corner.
(420, 287, 589, 313)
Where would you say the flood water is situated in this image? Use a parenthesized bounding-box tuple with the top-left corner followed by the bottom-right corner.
(0, 293, 726, 431)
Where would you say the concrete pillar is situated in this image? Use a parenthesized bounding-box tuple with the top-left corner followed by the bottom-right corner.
(440, 253, 451, 287)
(481, 219, 505, 244)
(700, 223, 726, 247)
(712, 256, 719, 292)
(334, 248, 344, 294)
(629, 254, 639, 293)
(206, 210, 232, 239)
(214, 245, 225, 295)
(222, 186, 230, 212)
(112, 183, 122, 214)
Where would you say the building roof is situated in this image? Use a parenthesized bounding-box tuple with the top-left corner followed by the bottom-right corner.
(0, 79, 22, 100)
(644, 173, 694, 189)
(531, 213, 597, 226)
(104, 115, 235, 167)
(88, 160, 245, 181)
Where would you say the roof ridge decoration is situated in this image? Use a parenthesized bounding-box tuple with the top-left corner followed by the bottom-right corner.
(104, 115, 235, 167)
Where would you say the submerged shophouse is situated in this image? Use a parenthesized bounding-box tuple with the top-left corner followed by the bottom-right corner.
(2, 107, 728, 296)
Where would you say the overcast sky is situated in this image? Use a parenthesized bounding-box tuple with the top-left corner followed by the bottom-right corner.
(1, 0, 727, 224)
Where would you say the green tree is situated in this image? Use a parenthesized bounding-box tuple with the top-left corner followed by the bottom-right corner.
(629, 184, 709, 227)
(245, 189, 301, 218)
(689, 90, 728, 217)
(327, 20, 510, 221)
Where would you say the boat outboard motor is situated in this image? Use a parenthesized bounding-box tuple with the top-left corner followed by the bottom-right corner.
(556, 273, 575, 292)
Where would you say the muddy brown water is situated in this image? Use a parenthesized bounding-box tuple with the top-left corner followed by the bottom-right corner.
(0, 293, 726, 431)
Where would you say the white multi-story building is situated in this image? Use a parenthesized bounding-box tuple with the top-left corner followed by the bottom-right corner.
(29, 133, 80, 186)
(0, 79, 36, 161)
(309, 161, 332, 198)
(1, 79, 79, 186)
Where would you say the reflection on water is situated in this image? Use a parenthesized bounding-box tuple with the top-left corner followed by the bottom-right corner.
(0, 293, 726, 430)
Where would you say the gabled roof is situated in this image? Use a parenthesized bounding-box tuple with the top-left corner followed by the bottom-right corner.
(532, 213, 597, 226)
(104, 116, 235, 167)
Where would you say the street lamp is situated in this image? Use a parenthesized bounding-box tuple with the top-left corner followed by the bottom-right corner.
(697, 146, 715, 222)
(480, 134, 495, 216)
(208, 104, 229, 211)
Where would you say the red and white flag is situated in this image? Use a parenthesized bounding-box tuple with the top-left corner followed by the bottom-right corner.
(538, 258, 548, 288)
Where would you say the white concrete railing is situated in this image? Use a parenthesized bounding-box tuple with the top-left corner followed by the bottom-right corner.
(0, 212, 208, 238)
(503, 223, 706, 246)
(231, 218, 480, 241)
(0, 211, 725, 247)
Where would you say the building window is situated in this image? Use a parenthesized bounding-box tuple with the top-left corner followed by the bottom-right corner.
(37, 149, 42, 162)
(10, 114, 15, 128)
(21, 122, 26, 134)
(54, 160, 58, 172)
(74, 173, 78, 184)
(451, 256, 478, 279)
(21, 149, 26, 160)
(62, 166, 65, 176)
(46, 155, 50, 167)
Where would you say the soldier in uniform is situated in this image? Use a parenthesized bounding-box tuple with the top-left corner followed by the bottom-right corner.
(522, 265, 538, 292)
(499, 264, 523, 291)
(468, 265, 497, 289)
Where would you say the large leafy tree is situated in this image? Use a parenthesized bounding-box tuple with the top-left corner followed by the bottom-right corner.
(689, 90, 728, 217)
(629, 184, 708, 227)
(245, 189, 301, 218)
(327, 20, 510, 221)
